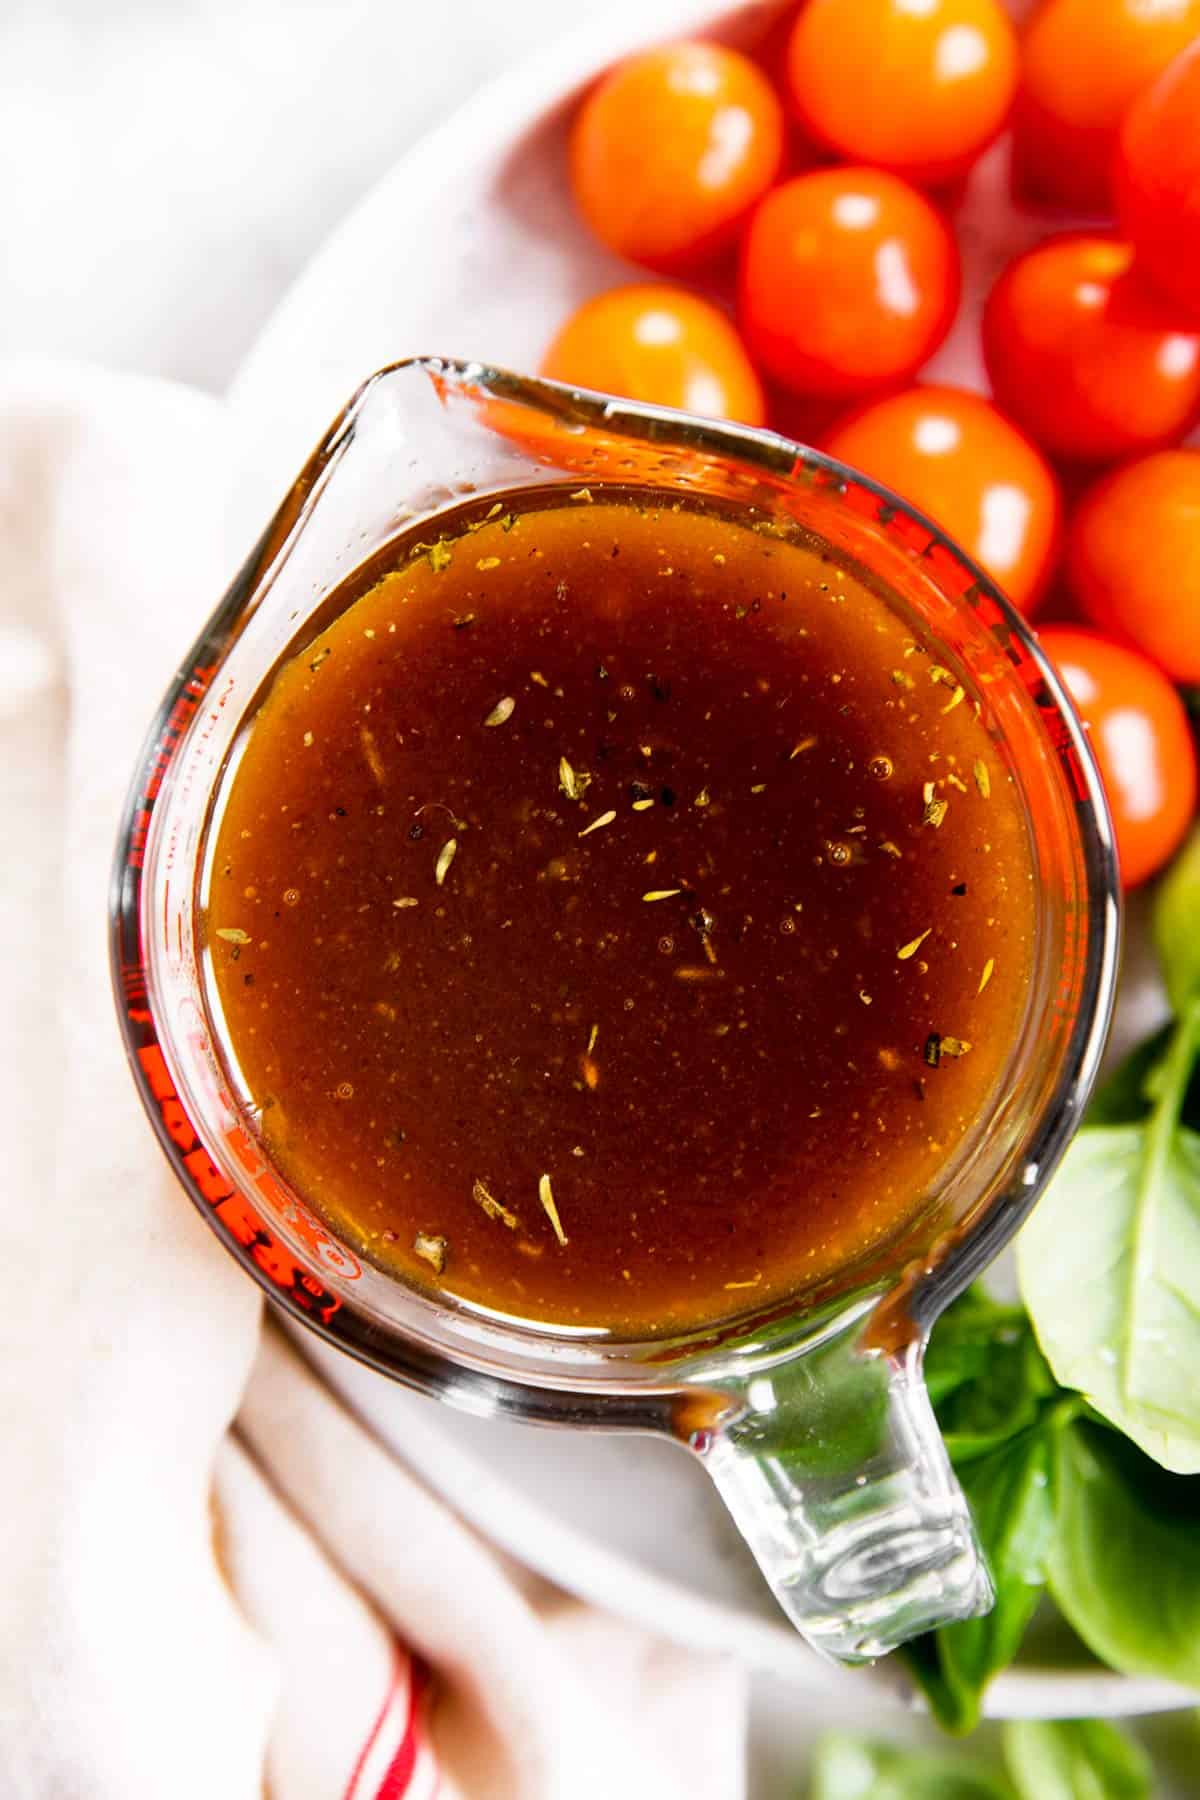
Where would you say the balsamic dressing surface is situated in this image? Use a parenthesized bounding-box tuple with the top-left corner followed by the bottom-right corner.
(208, 488, 1034, 1334)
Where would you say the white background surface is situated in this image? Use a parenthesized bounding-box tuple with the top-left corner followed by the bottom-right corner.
(0, 0, 585, 387)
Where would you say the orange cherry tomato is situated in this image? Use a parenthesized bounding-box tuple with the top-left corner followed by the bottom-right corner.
(737, 169, 960, 399)
(540, 284, 766, 426)
(823, 386, 1062, 615)
(1116, 40, 1200, 320)
(1067, 451, 1200, 686)
(1038, 626, 1197, 888)
(569, 42, 784, 272)
(786, 0, 1018, 185)
(1013, 0, 1200, 213)
(981, 236, 1200, 463)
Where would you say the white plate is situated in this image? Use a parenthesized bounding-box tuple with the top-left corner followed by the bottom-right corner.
(230, 0, 1190, 1718)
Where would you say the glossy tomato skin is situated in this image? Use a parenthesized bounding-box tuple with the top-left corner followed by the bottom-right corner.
(569, 42, 784, 272)
(540, 284, 766, 426)
(1014, 0, 1200, 213)
(786, 0, 1018, 185)
(982, 236, 1200, 463)
(1116, 41, 1200, 320)
(738, 169, 960, 399)
(823, 385, 1062, 614)
(1068, 451, 1200, 686)
(1038, 626, 1197, 888)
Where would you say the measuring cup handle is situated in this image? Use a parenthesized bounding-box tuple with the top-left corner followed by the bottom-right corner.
(691, 1307, 991, 1663)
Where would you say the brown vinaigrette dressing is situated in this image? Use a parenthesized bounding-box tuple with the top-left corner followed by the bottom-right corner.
(206, 486, 1034, 1336)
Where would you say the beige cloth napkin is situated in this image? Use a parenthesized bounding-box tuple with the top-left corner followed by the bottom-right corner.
(0, 359, 746, 1800)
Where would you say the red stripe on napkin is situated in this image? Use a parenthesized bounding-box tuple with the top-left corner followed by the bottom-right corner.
(344, 1649, 438, 1800)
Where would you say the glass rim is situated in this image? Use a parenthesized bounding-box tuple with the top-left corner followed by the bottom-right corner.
(110, 356, 1121, 1420)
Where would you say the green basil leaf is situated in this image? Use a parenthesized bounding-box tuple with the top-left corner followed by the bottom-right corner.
(924, 1285, 1023, 1410)
(897, 1634, 961, 1732)
(931, 1425, 1058, 1733)
(908, 1292, 1065, 1729)
(925, 1287, 1055, 1464)
(1155, 827, 1200, 1014)
(1003, 1718, 1151, 1800)
(1047, 1420, 1200, 1687)
(941, 1336, 1057, 1465)
(1017, 1040, 1200, 1474)
(1085, 1026, 1172, 1128)
(810, 1733, 1012, 1800)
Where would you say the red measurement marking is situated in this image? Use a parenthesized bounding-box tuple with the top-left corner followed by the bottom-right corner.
(135, 1042, 342, 1320)
(127, 806, 151, 870)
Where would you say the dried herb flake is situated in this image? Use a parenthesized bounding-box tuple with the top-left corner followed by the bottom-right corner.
(435, 838, 457, 886)
(473, 1179, 518, 1230)
(413, 1231, 447, 1273)
(538, 1173, 568, 1246)
(415, 538, 452, 573)
(897, 928, 932, 961)
(558, 757, 593, 802)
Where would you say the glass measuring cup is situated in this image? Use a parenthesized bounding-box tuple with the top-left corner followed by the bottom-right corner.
(111, 359, 1119, 1663)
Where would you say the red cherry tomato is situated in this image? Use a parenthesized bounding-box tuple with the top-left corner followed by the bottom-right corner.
(540, 284, 765, 426)
(982, 236, 1200, 463)
(1067, 451, 1200, 686)
(569, 42, 784, 272)
(1038, 626, 1197, 888)
(823, 386, 1062, 615)
(1014, 0, 1200, 213)
(786, 0, 1018, 185)
(1116, 40, 1200, 320)
(738, 169, 960, 399)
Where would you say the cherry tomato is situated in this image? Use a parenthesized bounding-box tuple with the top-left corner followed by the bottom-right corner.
(981, 236, 1200, 463)
(569, 42, 784, 272)
(1014, 0, 1200, 213)
(1038, 626, 1197, 888)
(1116, 40, 1200, 320)
(738, 169, 960, 399)
(823, 386, 1062, 614)
(540, 284, 766, 426)
(1067, 451, 1200, 685)
(785, 0, 1017, 185)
